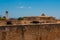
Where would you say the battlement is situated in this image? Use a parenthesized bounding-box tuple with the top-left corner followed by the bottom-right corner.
(0, 11, 60, 26)
(0, 11, 60, 40)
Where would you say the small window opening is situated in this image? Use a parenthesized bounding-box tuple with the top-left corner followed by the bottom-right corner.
(7, 21, 12, 25)
(31, 21, 40, 24)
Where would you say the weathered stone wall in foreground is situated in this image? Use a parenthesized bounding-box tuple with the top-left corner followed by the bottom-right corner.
(0, 24, 60, 40)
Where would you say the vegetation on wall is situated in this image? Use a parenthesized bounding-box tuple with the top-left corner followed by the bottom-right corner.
(0, 16, 6, 20)
(17, 17, 24, 20)
(0, 16, 24, 20)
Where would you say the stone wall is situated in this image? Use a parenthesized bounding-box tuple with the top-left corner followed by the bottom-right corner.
(0, 24, 60, 40)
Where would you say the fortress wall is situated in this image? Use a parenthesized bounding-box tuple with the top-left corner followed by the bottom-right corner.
(0, 21, 6, 26)
(0, 27, 3, 40)
(0, 24, 60, 40)
(24, 24, 60, 40)
(56, 20, 60, 23)
(0, 19, 58, 26)
(5, 26, 24, 40)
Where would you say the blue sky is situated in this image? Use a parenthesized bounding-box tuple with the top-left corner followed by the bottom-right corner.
(0, 0, 60, 18)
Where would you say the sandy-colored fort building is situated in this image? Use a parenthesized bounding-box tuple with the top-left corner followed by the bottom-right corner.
(0, 11, 60, 40)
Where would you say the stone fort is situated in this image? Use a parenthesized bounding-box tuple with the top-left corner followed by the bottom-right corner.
(0, 11, 60, 40)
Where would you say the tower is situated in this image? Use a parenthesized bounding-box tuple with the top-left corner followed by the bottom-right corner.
(6, 10, 8, 20)
(41, 13, 46, 16)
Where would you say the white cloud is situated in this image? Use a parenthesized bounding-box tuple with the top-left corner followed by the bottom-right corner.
(28, 6, 32, 8)
(18, 6, 32, 9)
(19, 6, 24, 8)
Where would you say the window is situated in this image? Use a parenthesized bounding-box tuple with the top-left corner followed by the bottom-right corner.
(31, 21, 40, 24)
(7, 21, 12, 25)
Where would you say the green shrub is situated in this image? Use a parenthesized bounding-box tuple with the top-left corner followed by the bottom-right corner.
(17, 17, 24, 20)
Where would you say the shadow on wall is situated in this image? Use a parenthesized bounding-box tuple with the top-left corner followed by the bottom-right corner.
(6, 21, 12, 25)
(31, 21, 40, 24)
